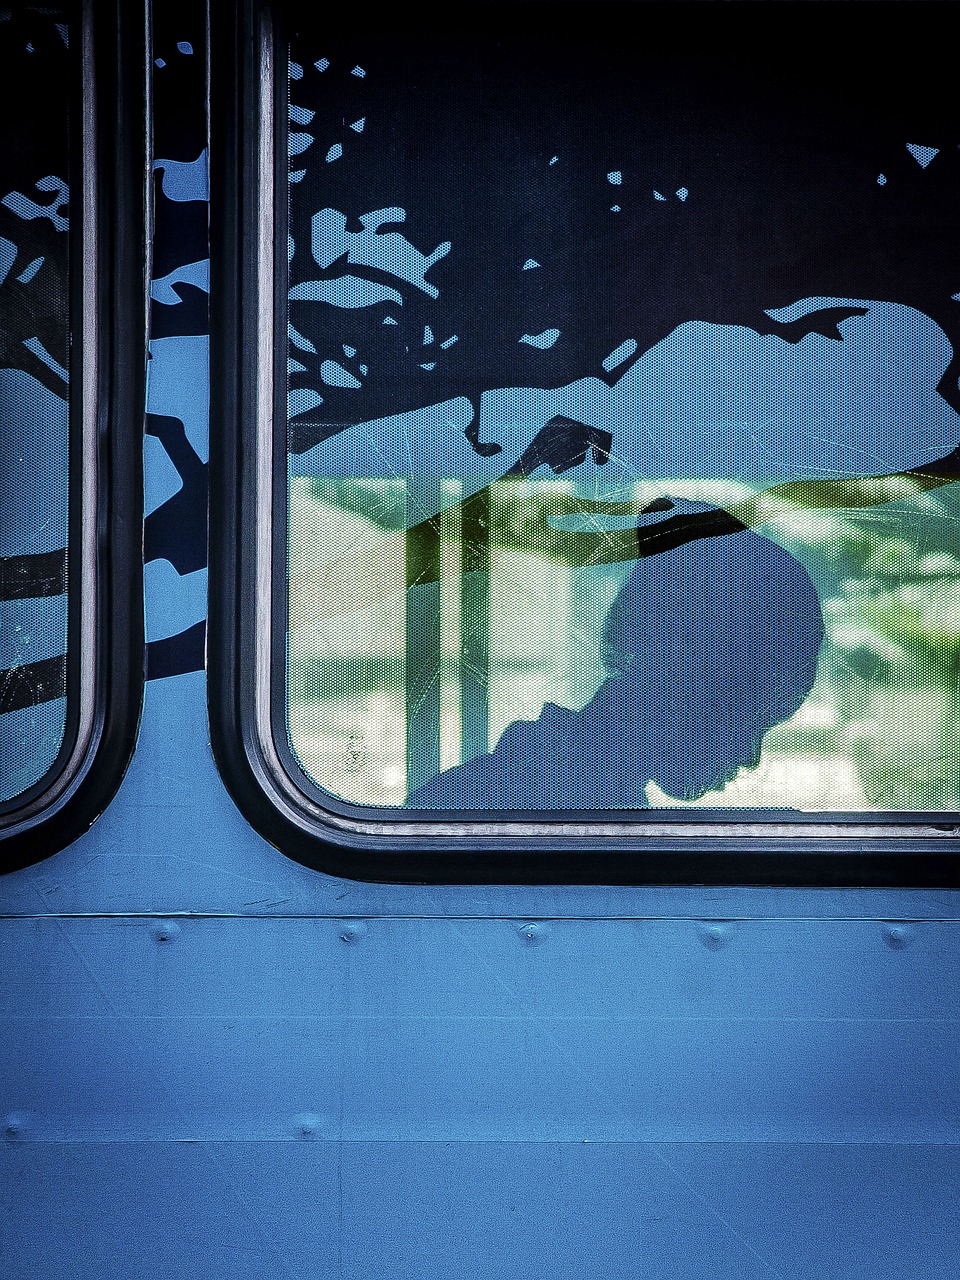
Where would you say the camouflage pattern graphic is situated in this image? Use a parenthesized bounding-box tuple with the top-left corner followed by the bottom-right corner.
(144, 13, 208, 681)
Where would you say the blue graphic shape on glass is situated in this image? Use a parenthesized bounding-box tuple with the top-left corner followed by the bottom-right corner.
(0, 370, 68, 557)
(292, 298, 960, 504)
(16, 255, 43, 284)
(289, 388, 324, 416)
(146, 336, 209, 460)
(309, 207, 450, 298)
(150, 257, 210, 304)
(144, 433, 182, 518)
(290, 277, 402, 308)
(602, 339, 637, 372)
(144, 563, 207, 643)
(289, 323, 317, 353)
(906, 143, 938, 169)
(520, 329, 560, 349)
(153, 151, 208, 202)
(320, 360, 362, 389)
(0, 235, 15, 285)
(2, 177, 69, 231)
(22, 336, 67, 382)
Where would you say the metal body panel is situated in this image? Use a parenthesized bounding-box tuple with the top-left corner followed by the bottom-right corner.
(4, 674, 960, 1273)
(4, 1143, 960, 1278)
(3, 914, 960, 1144)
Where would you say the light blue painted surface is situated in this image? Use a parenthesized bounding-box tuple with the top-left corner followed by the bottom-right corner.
(3, 666, 960, 1278)
(2, 1142, 956, 1280)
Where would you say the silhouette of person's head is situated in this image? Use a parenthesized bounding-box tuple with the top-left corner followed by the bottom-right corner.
(405, 524, 825, 811)
(588, 526, 825, 805)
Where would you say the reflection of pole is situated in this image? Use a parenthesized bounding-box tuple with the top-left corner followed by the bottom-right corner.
(460, 487, 489, 765)
(405, 482, 441, 793)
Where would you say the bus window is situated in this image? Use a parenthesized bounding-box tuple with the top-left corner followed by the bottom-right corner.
(210, 1, 960, 883)
(0, 4, 73, 806)
(0, 0, 145, 869)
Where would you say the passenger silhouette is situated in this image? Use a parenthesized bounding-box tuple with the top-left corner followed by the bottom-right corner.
(405, 527, 825, 810)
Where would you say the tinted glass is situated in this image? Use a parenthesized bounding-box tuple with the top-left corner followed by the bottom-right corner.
(0, 4, 72, 805)
(282, 9, 960, 814)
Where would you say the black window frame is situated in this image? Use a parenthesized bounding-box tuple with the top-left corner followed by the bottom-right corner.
(208, 0, 960, 886)
(0, 0, 147, 873)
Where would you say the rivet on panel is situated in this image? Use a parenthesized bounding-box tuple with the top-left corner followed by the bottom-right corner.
(151, 921, 181, 943)
(294, 1112, 322, 1138)
(882, 923, 913, 949)
(698, 921, 733, 950)
(338, 920, 367, 944)
(3, 1112, 26, 1139)
(518, 922, 547, 944)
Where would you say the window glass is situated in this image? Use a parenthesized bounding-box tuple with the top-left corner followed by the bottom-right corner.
(282, 12, 960, 815)
(0, 4, 72, 805)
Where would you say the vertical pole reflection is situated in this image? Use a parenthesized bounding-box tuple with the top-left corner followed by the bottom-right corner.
(460, 486, 490, 767)
(405, 481, 441, 793)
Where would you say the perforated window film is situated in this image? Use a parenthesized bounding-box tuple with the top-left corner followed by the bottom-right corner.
(0, 0, 145, 870)
(210, 1, 960, 882)
(0, 4, 72, 806)
(279, 9, 960, 817)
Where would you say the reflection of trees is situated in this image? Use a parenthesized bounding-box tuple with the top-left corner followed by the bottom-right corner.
(400, 448, 960, 586)
(820, 509, 960, 810)
(314, 444, 960, 597)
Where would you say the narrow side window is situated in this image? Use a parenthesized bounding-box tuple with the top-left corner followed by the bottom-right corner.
(0, 0, 146, 870)
(0, 4, 73, 808)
